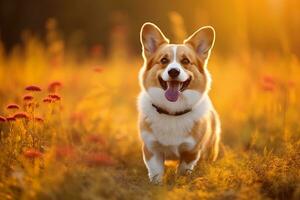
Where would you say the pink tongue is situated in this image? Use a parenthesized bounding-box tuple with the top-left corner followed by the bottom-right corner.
(165, 82, 180, 102)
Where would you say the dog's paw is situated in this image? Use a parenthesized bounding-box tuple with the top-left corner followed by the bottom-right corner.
(149, 174, 163, 185)
(178, 168, 193, 176)
(177, 162, 194, 176)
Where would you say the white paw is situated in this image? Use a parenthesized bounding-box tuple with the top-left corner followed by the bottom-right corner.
(149, 174, 163, 185)
(178, 168, 193, 176)
(177, 162, 194, 176)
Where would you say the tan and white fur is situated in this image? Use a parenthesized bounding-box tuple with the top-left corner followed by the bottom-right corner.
(137, 22, 221, 184)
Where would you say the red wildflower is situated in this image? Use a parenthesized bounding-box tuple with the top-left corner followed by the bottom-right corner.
(93, 66, 104, 73)
(6, 103, 20, 110)
(261, 83, 275, 92)
(25, 85, 42, 92)
(23, 149, 43, 159)
(48, 94, 61, 101)
(288, 80, 295, 89)
(23, 95, 34, 101)
(43, 97, 52, 103)
(6, 116, 16, 122)
(13, 112, 29, 119)
(48, 81, 62, 92)
(90, 45, 103, 57)
(262, 75, 275, 84)
(55, 146, 75, 159)
(0, 116, 6, 122)
(33, 117, 44, 123)
(70, 112, 84, 123)
(85, 152, 114, 167)
(86, 134, 106, 145)
(261, 75, 276, 92)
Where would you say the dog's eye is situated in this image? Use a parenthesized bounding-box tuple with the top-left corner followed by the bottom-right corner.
(160, 58, 169, 65)
(181, 58, 190, 65)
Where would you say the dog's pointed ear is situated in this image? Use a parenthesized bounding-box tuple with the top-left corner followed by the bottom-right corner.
(184, 26, 215, 61)
(140, 22, 169, 59)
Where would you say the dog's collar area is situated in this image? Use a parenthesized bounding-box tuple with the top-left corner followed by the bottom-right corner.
(151, 104, 192, 116)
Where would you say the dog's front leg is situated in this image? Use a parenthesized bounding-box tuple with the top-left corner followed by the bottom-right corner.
(142, 145, 164, 184)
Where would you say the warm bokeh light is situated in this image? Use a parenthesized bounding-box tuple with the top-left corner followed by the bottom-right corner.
(0, 0, 299, 199)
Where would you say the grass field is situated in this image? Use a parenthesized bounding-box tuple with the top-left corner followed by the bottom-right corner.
(0, 29, 300, 200)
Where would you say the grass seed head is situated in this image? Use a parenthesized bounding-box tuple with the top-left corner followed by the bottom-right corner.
(13, 112, 29, 119)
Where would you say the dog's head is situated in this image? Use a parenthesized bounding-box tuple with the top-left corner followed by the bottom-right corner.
(139, 22, 215, 112)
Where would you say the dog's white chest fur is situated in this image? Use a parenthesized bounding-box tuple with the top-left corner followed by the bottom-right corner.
(138, 89, 212, 149)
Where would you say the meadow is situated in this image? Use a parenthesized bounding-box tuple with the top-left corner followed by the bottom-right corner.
(0, 23, 299, 200)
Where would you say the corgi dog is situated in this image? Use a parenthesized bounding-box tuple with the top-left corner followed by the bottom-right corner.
(137, 22, 221, 184)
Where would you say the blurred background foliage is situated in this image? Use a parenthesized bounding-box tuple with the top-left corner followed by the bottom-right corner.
(0, 0, 299, 57)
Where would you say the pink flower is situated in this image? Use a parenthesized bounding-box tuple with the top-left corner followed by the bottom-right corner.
(84, 152, 115, 167)
(261, 75, 276, 92)
(55, 146, 75, 160)
(13, 112, 29, 119)
(6, 116, 16, 122)
(261, 83, 275, 92)
(90, 45, 103, 57)
(6, 103, 20, 110)
(43, 97, 53, 103)
(0, 116, 6, 122)
(48, 81, 62, 92)
(23, 95, 34, 101)
(48, 94, 61, 101)
(33, 117, 44, 123)
(262, 75, 275, 84)
(25, 85, 42, 92)
(93, 66, 104, 73)
(24, 149, 43, 159)
(288, 80, 295, 89)
(70, 112, 84, 123)
(86, 134, 106, 145)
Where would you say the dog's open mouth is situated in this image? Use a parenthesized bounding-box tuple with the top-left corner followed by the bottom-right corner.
(158, 76, 191, 102)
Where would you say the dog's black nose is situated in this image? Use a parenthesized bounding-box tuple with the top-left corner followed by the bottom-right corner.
(168, 68, 180, 78)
